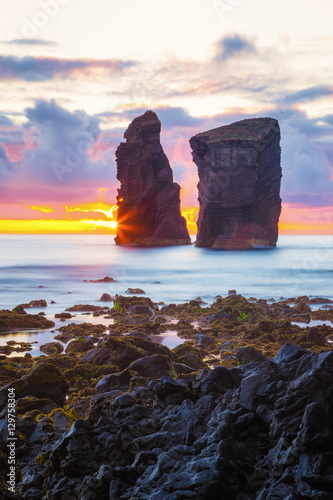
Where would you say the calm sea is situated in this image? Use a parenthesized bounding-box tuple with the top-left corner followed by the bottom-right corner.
(0, 234, 332, 355)
(0, 234, 332, 310)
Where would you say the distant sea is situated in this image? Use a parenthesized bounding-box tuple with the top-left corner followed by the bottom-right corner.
(1, 234, 333, 310)
(1, 234, 332, 355)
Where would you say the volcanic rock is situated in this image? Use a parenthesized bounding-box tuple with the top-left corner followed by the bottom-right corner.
(0, 309, 55, 332)
(115, 110, 191, 246)
(190, 117, 282, 249)
(0, 361, 68, 408)
(40, 342, 64, 356)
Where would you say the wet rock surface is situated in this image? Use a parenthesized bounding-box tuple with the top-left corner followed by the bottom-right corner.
(1, 293, 333, 498)
(115, 110, 191, 247)
(190, 118, 282, 249)
(0, 309, 55, 333)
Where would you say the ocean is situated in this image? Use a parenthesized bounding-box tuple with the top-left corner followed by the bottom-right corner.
(0, 234, 332, 355)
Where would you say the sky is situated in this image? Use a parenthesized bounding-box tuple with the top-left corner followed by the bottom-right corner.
(0, 0, 333, 234)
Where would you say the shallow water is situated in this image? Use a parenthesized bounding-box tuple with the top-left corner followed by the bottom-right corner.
(0, 234, 332, 354)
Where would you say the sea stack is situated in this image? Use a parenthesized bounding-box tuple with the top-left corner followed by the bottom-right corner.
(190, 118, 282, 249)
(115, 110, 191, 246)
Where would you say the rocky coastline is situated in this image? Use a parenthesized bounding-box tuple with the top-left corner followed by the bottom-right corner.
(1, 293, 333, 499)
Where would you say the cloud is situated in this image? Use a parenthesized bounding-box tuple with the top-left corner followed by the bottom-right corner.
(281, 85, 333, 105)
(0, 56, 135, 82)
(0, 113, 13, 126)
(216, 35, 257, 62)
(98, 106, 206, 130)
(0, 100, 120, 204)
(1, 100, 333, 212)
(6, 38, 58, 46)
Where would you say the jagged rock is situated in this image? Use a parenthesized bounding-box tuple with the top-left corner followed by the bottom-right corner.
(115, 110, 191, 246)
(196, 333, 218, 349)
(127, 354, 176, 379)
(236, 346, 267, 364)
(190, 117, 282, 249)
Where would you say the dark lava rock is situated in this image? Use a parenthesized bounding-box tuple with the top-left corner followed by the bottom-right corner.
(12, 304, 27, 315)
(7, 342, 333, 500)
(54, 312, 73, 319)
(65, 304, 105, 312)
(65, 338, 94, 354)
(197, 365, 242, 398)
(0, 309, 55, 332)
(150, 376, 196, 406)
(55, 322, 107, 342)
(125, 288, 146, 295)
(83, 336, 146, 370)
(29, 299, 47, 308)
(16, 396, 59, 416)
(190, 117, 282, 249)
(236, 345, 267, 364)
(99, 293, 114, 302)
(196, 333, 218, 349)
(0, 361, 68, 408)
(89, 276, 117, 283)
(40, 342, 64, 356)
(126, 331, 151, 341)
(127, 354, 176, 379)
(114, 110, 191, 247)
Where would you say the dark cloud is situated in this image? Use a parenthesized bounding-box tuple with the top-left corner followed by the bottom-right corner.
(216, 35, 256, 62)
(281, 85, 333, 105)
(0, 56, 135, 82)
(6, 39, 58, 46)
(19, 100, 115, 190)
(1, 100, 333, 209)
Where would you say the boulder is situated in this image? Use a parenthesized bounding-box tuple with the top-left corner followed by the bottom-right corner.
(0, 309, 55, 332)
(190, 117, 282, 249)
(196, 333, 218, 349)
(0, 361, 69, 408)
(83, 336, 146, 370)
(236, 346, 267, 364)
(99, 293, 114, 302)
(115, 110, 191, 247)
(125, 288, 146, 295)
(54, 312, 73, 319)
(65, 338, 94, 354)
(40, 342, 64, 356)
(127, 354, 176, 379)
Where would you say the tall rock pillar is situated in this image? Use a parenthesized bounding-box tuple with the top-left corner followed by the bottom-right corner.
(115, 110, 191, 246)
(190, 118, 282, 249)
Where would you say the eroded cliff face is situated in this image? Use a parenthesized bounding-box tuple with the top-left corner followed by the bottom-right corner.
(190, 118, 282, 249)
(115, 110, 191, 246)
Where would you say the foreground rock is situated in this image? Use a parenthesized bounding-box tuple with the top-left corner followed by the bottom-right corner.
(115, 110, 191, 247)
(0, 309, 55, 332)
(1, 294, 333, 499)
(190, 118, 282, 249)
(1, 343, 332, 499)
